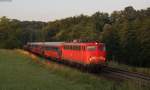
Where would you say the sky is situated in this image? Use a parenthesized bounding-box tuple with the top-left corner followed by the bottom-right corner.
(0, 0, 150, 22)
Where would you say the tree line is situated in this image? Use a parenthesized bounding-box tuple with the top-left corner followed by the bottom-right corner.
(0, 6, 150, 67)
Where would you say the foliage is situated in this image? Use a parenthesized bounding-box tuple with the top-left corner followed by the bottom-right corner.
(0, 17, 46, 48)
(0, 6, 150, 67)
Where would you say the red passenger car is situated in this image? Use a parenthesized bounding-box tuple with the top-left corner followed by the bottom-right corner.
(26, 42, 44, 55)
(43, 42, 63, 60)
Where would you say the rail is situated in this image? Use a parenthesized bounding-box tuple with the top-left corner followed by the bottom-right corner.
(101, 66, 150, 86)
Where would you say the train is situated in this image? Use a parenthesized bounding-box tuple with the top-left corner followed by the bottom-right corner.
(24, 41, 106, 71)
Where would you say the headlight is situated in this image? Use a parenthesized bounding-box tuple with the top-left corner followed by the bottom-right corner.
(89, 57, 96, 61)
(89, 56, 105, 61)
(89, 58, 92, 61)
(99, 56, 106, 60)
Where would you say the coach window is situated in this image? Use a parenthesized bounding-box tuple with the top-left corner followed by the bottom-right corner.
(32, 45, 34, 48)
(67, 45, 69, 49)
(71, 45, 73, 50)
(52, 47, 54, 51)
(77, 46, 79, 50)
(64, 46, 65, 49)
(74, 46, 76, 50)
(74, 46, 77, 50)
(81, 46, 83, 50)
(35, 45, 38, 48)
(70, 45, 73, 50)
(64, 45, 66, 49)
(64, 45, 67, 50)
(75, 46, 77, 50)
(68, 46, 70, 50)
(84, 46, 86, 50)
(72, 46, 74, 50)
(47, 47, 51, 50)
(53, 47, 58, 51)
(69, 45, 73, 50)
(75, 46, 78, 50)
(49, 47, 52, 50)
(76, 46, 78, 50)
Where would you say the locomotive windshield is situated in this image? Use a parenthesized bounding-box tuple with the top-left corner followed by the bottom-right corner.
(87, 46, 97, 51)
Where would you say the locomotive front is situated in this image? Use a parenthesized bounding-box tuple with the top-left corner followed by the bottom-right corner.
(86, 42, 106, 65)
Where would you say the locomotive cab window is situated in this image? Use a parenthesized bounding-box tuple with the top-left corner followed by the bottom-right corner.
(87, 46, 97, 51)
(99, 44, 106, 51)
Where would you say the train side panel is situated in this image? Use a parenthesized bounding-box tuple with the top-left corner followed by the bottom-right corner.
(43, 46, 62, 60)
(61, 46, 85, 64)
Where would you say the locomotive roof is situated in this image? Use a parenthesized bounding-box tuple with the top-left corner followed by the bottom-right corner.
(44, 42, 64, 46)
(63, 42, 104, 46)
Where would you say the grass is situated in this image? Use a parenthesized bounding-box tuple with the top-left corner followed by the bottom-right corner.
(107, 61, 150, 76)
(0, 49, 149, 90)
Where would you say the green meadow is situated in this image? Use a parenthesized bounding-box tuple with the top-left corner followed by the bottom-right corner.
(0, 49, 149, 90)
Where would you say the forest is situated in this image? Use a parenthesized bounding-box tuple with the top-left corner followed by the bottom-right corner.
(0, 6, 150, 67)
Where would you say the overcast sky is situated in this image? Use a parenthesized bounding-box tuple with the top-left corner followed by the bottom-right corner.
(0, 0, 150, 22)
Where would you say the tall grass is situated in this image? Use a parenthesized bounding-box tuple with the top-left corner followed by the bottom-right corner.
(0, 49, 149, 90)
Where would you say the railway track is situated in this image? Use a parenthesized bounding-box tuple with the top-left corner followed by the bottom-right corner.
(101, 66, 150, 86)
(22, 50, 150, 86)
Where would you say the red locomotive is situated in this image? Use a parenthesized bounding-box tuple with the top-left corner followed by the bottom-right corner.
(24, 41, 106, 70)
